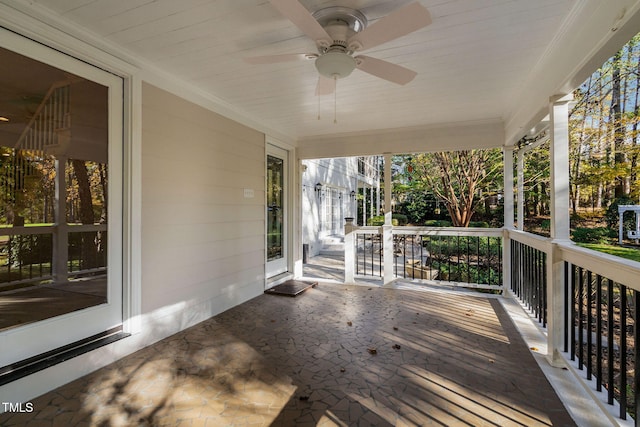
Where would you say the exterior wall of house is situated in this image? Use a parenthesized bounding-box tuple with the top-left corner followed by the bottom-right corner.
(141, 83, 266, 316)
(0, 80, 273, 405)
(301, 156, 380, 258)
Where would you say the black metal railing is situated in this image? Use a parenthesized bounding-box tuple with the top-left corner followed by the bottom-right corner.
(565, 263, 639, 422)
(355, 231, 382, 278)
(352, 227, 503, 287)
(68, 230, 107, 276)
(0, 232, 53, 285)
(510, 239, 547, 326)
(394, 232, 502, 288)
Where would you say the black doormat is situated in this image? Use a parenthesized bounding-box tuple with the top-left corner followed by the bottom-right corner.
(265, 280, 317, 297)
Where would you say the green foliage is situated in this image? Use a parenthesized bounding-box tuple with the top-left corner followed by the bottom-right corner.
(468, 221, 490, 228)
(394, 149, 503, 227)
(366, 214, 407, 226)
(605, 197, 637, 230)
(434, 262, 502, 287)
(571, 227, 616, 244)
(424, 219, 452, 227)
(394, 191, 440, 224)
(3, 234, 52, 267)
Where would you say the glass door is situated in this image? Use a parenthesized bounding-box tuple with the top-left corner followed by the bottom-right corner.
(0, 29, 123, 368)
(266, 146, 288, 278)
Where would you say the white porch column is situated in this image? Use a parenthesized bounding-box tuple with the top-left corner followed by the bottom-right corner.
(550, 94, 572, 241)
(504, 147, 515, 229)
(52, 156, 68, 283)
(503, 147, 515, 294)
(547, 93, 573, 367)
(383, 154, 394, 284)
(517, 150, 525, 231)
(376, 171, 381, 216)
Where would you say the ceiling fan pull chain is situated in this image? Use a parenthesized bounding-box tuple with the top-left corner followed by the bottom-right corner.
(318, 92, 321, 120)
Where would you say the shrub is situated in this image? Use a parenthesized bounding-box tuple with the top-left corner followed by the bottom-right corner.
(468, 221, 490, 228)
(424, 219, 452, 227)
(571, 227, 615, 244)
(606, 197, 637, 230)
(366, 214, 407, 226)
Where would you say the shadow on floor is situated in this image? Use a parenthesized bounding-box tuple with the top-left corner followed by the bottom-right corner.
(0, 282, 576, 426)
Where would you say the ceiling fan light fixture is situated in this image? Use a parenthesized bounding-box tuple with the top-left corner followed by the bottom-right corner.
(315, 52, 356, 79)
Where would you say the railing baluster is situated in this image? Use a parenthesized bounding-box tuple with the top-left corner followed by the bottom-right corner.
(466, 235, 471, 283)
(370, 234, 374, 276)
(28, 234, 33, 279)
(635, 289, 640, 425)
(587, 271, 593, 380)
(486, 236, 491, 288)
(608, 278, 615, 404)
(578, 267, 584, 370)
(18, 235, 23, 281)
(356, 235, 360, 276)
(620, 284, 627, 420)
(447, 236, 452, 280)
(378, 233, 382, 277)
(596, 274, 603, 392)
(564, 262, 569, 353)
(542, 251, 547, 327)
(571, 263, 577, 362)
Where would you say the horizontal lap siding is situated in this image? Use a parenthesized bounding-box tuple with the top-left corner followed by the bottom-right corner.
(141, 83, 265, 313)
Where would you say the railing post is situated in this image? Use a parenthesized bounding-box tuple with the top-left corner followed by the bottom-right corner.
(502, 229, 511, 295)
(382, 223, 394, 284)
(344, 217, 355, 283)
(547, 243, 565, 366)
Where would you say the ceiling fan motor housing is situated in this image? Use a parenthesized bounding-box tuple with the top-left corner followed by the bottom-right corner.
(312, 7, 367, 79)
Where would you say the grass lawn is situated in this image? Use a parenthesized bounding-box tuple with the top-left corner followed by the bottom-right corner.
(577, 243, 640, 262)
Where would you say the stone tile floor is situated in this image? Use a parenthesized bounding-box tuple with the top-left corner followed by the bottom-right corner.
(0, 281, 576, 426)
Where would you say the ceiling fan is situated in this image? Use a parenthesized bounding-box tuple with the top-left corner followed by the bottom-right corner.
(246, 0, 432, 95)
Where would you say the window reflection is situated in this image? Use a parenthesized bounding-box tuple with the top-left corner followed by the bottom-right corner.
(0, 46, 108, 331)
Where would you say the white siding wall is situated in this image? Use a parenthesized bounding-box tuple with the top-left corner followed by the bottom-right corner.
(141, 83, 266, 315)
(302, 157, 357, 257)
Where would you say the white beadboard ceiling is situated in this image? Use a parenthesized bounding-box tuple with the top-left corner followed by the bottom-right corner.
(23, 0, 579, 140)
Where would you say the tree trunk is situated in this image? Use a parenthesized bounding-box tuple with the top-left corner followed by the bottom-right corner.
(611, 51, 627, 198)
(71, 159, 97, 269)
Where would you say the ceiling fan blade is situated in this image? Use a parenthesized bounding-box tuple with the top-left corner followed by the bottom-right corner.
(245, 53, 316, 64)
(355, 55, 417, 85)
(348, 2, 431, 51)
(269, 0, 332, 48)
(315, 76, 335, 96)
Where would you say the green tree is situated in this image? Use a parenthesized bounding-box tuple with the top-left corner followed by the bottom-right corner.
(403, 149, 503, 227)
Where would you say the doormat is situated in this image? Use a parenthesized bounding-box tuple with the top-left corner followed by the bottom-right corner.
(265, 280, 317, 297)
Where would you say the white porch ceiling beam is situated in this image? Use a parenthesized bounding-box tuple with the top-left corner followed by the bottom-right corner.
(297, 120, 504, 160)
